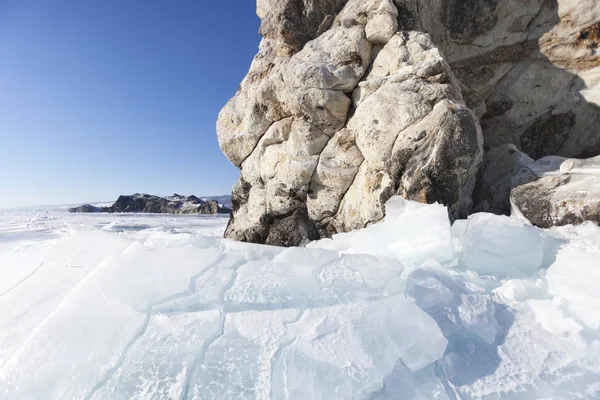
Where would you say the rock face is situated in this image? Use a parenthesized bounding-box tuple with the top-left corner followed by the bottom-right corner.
(511, 158, 600, 228)
(69, 194, 231, 215)
(68, 204, 104, 213)
(218, 0, 600, 246)
(394, 0, 600, 159)
(218, 0, 483, 245)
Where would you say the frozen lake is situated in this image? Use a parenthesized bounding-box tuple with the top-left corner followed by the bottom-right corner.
(0, 200, 599, 399)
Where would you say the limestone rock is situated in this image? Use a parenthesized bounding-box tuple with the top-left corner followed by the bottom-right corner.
(509, 154, 600, 228)
(219, 0, 600, 245)
(365, 0, 399, 44)
(391, 0, 600, 216)
(306, 128, 364, 226)
(256, 0, 347, 50)
(392, 0, 600, 159)
(511, 173, 600, 228)
(218, 0, 483, 246)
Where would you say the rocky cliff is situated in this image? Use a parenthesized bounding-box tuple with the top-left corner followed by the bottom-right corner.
(218, 0, 600, 246)
(69, 194, 231, 215)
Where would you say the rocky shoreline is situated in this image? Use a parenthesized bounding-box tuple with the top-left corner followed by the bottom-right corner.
(69, 194, 231, 215)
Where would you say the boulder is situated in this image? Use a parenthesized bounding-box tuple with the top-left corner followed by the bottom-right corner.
(473, 144, 565, 215)
(511, 156, 600, 227)
(218, 0, 483, 246)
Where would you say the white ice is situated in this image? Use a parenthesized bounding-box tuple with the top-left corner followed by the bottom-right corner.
(0, 200, 599, 399)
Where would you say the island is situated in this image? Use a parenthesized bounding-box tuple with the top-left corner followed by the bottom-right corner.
(69, 193, 231, 214)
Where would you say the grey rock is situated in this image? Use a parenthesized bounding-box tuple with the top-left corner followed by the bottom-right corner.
(218, 0, 600, 246)
(257, 0, 347, 50)
(511, 173, 600, 228)
(392, 0, 600, 159)
(511, 154, 600, 227)
(68, 204, 104, 213)
(395, 0, 600, 219)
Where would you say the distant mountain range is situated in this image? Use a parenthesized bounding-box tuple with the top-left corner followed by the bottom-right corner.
(68, 194, 232, 214)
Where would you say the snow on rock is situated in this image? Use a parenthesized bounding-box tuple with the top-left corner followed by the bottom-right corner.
(1, 199, 600, 399)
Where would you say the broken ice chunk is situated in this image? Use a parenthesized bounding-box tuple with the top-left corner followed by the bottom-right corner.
(461, 213, 545, 278)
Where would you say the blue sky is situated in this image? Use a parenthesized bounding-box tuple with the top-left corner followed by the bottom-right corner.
(0, 1, 261, 208)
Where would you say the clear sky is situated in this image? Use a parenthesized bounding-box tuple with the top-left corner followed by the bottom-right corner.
(0, 1, 261, 208)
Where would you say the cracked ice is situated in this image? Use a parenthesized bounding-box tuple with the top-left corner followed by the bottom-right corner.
(0, 200, 599, 399)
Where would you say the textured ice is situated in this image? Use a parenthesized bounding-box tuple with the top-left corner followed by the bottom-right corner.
(546, 235, 600, 330)
(1, 200, 600, 399)
(308, 198, 454, 267)
(459, 213, 547, 278)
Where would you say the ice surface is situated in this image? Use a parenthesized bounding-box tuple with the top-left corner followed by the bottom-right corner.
(308, 198, 455, 267)
(459, 213, 547, 278)
(1, 199, 600, 399)
(546, 239, 600, 330)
